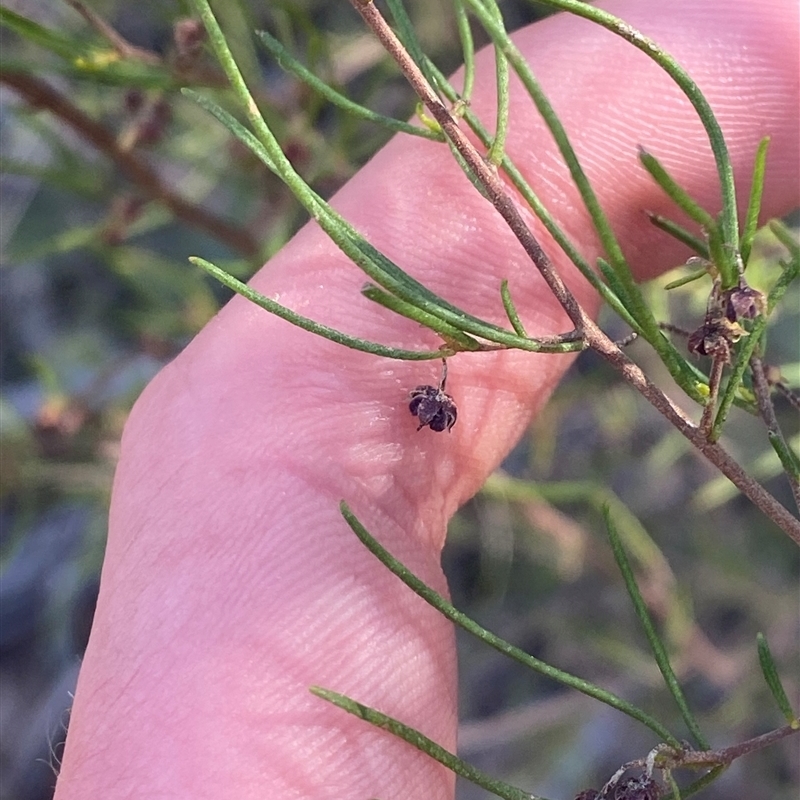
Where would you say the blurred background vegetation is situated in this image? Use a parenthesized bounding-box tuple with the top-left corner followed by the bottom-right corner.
(1, 1, 797, 799)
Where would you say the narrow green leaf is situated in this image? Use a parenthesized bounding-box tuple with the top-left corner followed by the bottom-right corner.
(190, 257, 449, 361)
(664, 269, 708, 291)
(6, 223, 101, 263)
(500, 279, 527, 336)
(181, 88, 277, 172)
(361, 283, 483, 351)
(603, 506, 710, 750)
(664, 770, 683, 800)
(740, 138, 770, 265)
(0, 156, 102, 197)
(453, 0, 476, 102)
(255, 30, 444, 142)
(597, 257, 633, 309)
(767, 430, 800, 483)
(671, 765, 727, 799)
(310, 687, 540, 800)
(0, 8, 170, 88)
(4, 57, 173, 89)
(768, 219, 800, 260)
(757, 632, 799, 726)
(766, 222, 800, 313)
(484, 0, 510, 167)
(444, 135, 491, 200)
(638, 148, 716, 231)
(706, 220, 736, 288)
(340, 501, 681, 746)
(0, 6, 80, 60)
(647, 213, 710, 259)
(597, 256, 711, 399)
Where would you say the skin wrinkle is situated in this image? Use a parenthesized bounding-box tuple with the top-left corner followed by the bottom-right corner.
(209, 331, 469, 546)
(54, 2, 798, 798)
(232, 629, 455, 796)
(122, 456, 454, 792)
(241, 454, 453, 608)
(239, 598, 442, 713)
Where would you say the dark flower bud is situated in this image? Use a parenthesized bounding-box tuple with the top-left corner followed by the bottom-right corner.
(723, 282, 766, 322)
(173, 18, 206, 58)
(408, 360, 457, 433)
(687, 314, 747, 363)
(687, 321, 732, 362)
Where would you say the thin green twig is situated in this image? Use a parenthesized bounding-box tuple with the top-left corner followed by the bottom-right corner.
(648, 213, 710, 260)
(310, 687, 541, 800)
(256, 29, 445, 142)
(603, 507, 710, 750)
(740, 138, 770, 265)
(484, 0, 510, 167)
(756, 632, 800, 725)
(191, 257, 450, 360)
(532, 0, 741, 284)
(341, 500, 681, 747)
(750, 356, 800, 511)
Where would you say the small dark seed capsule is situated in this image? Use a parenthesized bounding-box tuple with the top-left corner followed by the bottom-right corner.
(408, 385, 457, 432)
(611, 775, 661, 800)
(408, 359, 457, 433)
(723, 282, 765, 322)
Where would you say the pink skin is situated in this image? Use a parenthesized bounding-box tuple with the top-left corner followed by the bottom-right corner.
(54, 1, 798, 798)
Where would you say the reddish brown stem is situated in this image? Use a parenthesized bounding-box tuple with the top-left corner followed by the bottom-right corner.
(2, 71, 260, 260)
(350, 0, 800, 544)
(751, 355, 800, 513)
(65, 0, 162, 65)
(699, 356, 725, 438)
(661, 724, 799, 770)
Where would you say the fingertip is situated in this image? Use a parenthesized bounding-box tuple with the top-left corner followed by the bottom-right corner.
(493, 0, 799, 280)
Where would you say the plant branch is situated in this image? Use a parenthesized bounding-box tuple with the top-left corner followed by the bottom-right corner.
(659, 724, 800, 771)
(340, 502, 681, 746)
(1, 71, 261, 260)
(350, 0, 800, 543)
(589, 333, 800, 543)
(699, 356, 725, 439)
(311, 687, 540, 800)
(65, 0, 162, 65)
(751, 355, 800, 513)
(351, 0, 585, 329)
